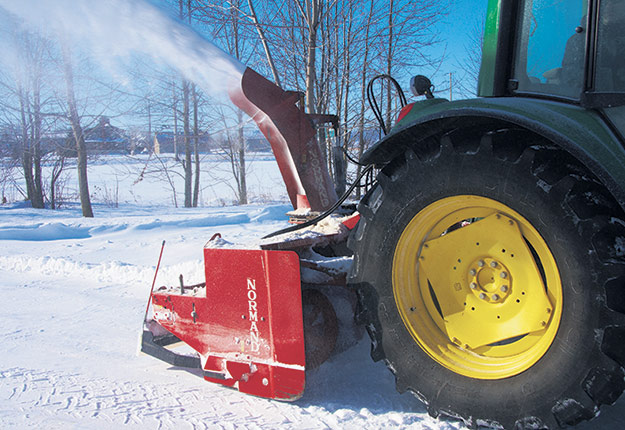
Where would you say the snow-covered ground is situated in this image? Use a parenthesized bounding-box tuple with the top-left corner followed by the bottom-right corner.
(1, 157, 624, 429)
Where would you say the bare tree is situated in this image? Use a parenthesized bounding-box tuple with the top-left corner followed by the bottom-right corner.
(192, 84, 200, 207)
(456, 14, 485, 98)
(0, 29, 48, 208)
(246, 0, 281, 87)
(214, 107, 248, 205)
(194, 0, 256, 205)
(61, 44, 93, 217)
(48, 151, 66, 209)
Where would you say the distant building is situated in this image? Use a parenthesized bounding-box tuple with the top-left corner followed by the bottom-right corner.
(153, 130, 213, 154)
(246, 130, 272, 152)
(83, 116, 129, 154)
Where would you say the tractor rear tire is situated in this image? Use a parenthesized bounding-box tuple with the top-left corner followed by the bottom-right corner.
(349, 132, 625, 429)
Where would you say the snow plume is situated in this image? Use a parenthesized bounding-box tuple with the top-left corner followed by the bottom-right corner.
(0, 0, 245, 95)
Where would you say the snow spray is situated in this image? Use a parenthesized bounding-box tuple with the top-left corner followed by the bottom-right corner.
(0, 0, 246, 95)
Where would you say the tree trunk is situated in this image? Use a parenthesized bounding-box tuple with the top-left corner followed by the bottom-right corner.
(301, 0, 321, 115)
(247, 0, 282, 87)
(172, 81, 179, 160)
(31, 78, 44, 208)
(385, 0, 394, 129)
(356, 0, 375, 199)
(237, 110, 247, 205)
(18, 87, 36, 204)
(183, 79, 192, 208)
(62, 45, 93, 218)
(50, 156, 65, 210)
(192, 85, 200, 207)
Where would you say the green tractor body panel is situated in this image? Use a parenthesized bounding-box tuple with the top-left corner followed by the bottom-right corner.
(477, 0, 504, 97)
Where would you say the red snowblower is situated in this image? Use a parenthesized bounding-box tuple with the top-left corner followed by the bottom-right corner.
(140, 67, 364, 400)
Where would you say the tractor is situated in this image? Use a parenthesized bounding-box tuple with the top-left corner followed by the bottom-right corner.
(141, 0, 625, 428)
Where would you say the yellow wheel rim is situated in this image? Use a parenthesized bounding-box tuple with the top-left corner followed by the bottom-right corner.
(393, 195, 563, 379)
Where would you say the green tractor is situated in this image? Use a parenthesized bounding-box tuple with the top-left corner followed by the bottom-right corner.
(349, 0, 625, 427)
(140, 0, 625, 428)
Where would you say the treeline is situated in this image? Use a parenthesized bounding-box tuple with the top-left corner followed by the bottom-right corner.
(0, 0, 450, 216)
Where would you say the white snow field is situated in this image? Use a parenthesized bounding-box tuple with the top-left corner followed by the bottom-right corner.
(0, 156, 624, 430)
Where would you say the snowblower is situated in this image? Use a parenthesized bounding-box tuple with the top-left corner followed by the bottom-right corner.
(140, 66, 363, 400)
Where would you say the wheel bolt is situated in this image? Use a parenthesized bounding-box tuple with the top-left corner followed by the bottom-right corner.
(477, 260, 485, 267)
(479, 293, 487, 300)
(500, 285, 508, 292)
(470, 282, 477, 290)
(491, 294, 500, 301)
(500, 272, 507, 279)
(490, 261, 498, 268)
(469, 269, 476, 276)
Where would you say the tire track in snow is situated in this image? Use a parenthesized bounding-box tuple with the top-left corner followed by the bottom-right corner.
(0, 366, 450, 430)
(0, 367, 305, 430)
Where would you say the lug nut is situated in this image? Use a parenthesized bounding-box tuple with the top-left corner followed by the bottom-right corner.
(477, 260, 485, 267)
(490, 261, 498, 268)
(500, 285, 508, 292)
(491, 294, 500, 301)
(500, 272, 507, 279)
(470, 282, 477, 290)
(469, 268, 477, 276)
(479, 293, 487, 300)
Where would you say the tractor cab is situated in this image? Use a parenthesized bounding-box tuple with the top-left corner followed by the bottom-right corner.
(481, 0, 625, 115)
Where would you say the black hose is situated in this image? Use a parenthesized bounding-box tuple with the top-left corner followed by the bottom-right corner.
(366, 74, 407, 136)
(262, 165, 374, 240)
(342, 147, 367, 166)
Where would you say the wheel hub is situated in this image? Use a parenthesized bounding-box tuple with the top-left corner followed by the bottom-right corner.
(419, 212, 553, 350)
(468, 257, 511, 303)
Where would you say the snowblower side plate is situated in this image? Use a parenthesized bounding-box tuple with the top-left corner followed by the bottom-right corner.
(150, 248, 305, 400)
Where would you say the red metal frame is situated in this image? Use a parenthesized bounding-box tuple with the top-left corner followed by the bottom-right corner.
(150, 248, 305, 400)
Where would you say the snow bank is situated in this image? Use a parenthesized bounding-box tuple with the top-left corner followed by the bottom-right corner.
(0, 222, 91, 241)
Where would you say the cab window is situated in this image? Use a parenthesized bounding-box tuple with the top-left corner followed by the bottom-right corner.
(595, 0, 625, 93)
(513, 0, 586, 99)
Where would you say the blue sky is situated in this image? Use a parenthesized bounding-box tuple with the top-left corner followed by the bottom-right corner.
(435, 0, 489, 98)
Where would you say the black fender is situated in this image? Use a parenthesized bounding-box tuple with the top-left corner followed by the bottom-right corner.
(362, 97, 625, 211)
